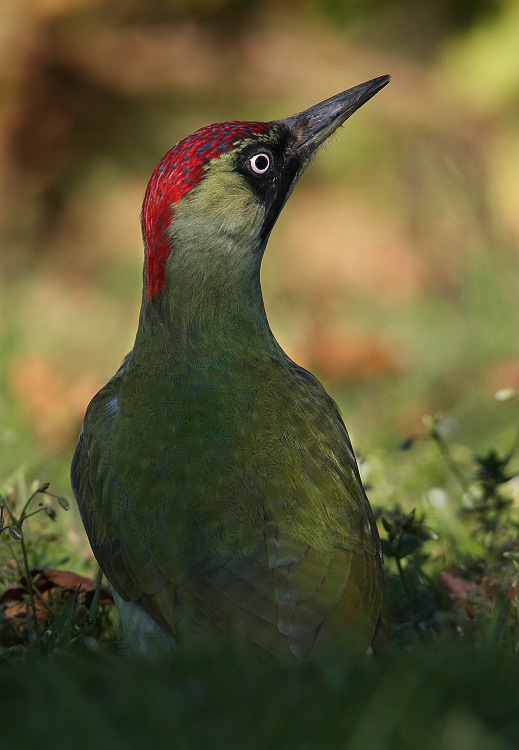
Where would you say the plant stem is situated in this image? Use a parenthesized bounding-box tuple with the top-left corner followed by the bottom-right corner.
(433, 431, 472, 495)
(19, 535, 39, 641)
(19, 486, 46, 523)
(396, 554, 419, 623)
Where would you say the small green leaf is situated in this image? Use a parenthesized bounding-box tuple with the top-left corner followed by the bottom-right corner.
(402, 509, 416, 530)
(396, 533, 422, 559)
(8, 527, 22, 541)
(380, 539, 395, 558)
(381, 516, 392, 534)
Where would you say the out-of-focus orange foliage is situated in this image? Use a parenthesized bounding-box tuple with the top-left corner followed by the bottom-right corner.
(486, 360, 519, 394)
(290, 319, 402, 384)
(7, 354, 102, 454)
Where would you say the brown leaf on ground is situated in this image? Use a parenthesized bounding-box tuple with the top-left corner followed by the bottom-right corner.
(0, 568, 113, 625)
(438, 565, 517, 619)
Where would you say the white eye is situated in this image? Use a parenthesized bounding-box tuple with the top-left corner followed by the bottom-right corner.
(249, 152, 271, 174)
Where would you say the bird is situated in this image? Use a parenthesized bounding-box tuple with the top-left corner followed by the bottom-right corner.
(71, 75, 390, 660)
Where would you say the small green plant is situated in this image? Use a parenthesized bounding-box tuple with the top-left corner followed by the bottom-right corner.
(379, 505, 438, 639)
(422, 408, 519, 561)
(0, 479, 114, 658)
(381, 393, 519, 649)
(0, 481, 70, 642)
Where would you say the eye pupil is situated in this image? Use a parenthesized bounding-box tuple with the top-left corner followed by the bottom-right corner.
(250, 153, 270, 174)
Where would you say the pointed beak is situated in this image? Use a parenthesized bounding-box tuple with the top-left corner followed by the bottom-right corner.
(282, 75, 390, 153)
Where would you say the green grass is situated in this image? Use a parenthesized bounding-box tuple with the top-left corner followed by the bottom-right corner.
(1, 637, 518, 749)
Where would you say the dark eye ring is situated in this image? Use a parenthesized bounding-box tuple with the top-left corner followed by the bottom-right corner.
(249, 153, 271, 174)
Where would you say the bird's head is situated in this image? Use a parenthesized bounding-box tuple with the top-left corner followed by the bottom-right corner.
(141, 75, 390, 302)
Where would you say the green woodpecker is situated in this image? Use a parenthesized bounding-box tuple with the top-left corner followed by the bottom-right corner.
(72, 76, 390, 658)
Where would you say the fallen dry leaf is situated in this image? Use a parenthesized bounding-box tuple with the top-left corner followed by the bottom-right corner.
(0, 567, 113, 625)
(438, 565, 517, 619)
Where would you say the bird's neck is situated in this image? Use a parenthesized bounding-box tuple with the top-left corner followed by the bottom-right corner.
(132, 236, 279, 369)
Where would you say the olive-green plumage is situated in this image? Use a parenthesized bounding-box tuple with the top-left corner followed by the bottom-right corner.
(72, 76, 390, 658)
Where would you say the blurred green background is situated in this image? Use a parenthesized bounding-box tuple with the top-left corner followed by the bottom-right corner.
(1, 0, 519, 554)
